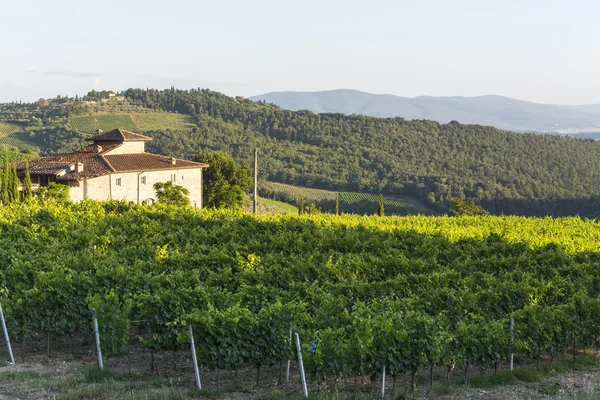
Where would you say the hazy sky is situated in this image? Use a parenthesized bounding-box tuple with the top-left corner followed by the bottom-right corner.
(1, 0, 598, 104)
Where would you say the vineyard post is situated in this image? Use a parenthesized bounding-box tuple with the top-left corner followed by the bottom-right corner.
(286, 326, 292, 382)
(188, 325, 202, 390)
(0, 302, 14, 365)
(510, 316, 514, 373)
(295, 333, 308, 398)
(381, 365, 386, 398)
(92, 309, 103, 370)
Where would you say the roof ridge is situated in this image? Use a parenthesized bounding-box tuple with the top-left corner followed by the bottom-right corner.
(100, 155, 116, 172)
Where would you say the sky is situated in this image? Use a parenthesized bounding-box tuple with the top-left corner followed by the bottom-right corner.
(0, 0, 598, 104)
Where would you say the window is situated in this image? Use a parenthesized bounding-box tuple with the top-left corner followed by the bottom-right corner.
(171, 174, 176, 182)
(141, 176, 146, 185)
(181, 175, 184, 181)
(115, 178, 121, 186)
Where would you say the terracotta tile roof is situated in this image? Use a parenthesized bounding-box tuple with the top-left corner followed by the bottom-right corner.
(104, 154, 208, 172)
(28, 162, 75, 175)
(17, 152, 114, 180)
(16, 151, 207, 181)
(88, 128, 152, 142)
(81, 143, 123, 154)
(15, 127, 207, 181)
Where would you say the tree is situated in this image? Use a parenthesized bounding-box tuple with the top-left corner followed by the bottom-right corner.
(22, 162, 32, 200)
(1, 148, 9, 205)
(376, 194, 384, 216)
(449, 197, 488, 216)
(334, 192, 340, 215)
(9, 166, 19, 204)
(36, 182, 70, 202)
(298, 197, 305, 215)
(153, 181, 190, 206)
(191, 151, 251, 209)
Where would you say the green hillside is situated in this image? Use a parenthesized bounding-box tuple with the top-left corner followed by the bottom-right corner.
(131, 112, 195, 131)
(0, 122, 39, 151)
(261, 181, 425, 215)
(68, 114, 140, 133)
(4, 88, 600, 216)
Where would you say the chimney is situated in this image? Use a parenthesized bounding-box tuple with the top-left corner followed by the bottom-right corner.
(96, 129, 104, 134)
(170, 156, 176, 165)
(76, 162, 84, 173)
(94, 145, 103, 153)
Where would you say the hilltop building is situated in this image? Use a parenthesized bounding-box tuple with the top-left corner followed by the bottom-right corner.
(17, 129, 208, 207)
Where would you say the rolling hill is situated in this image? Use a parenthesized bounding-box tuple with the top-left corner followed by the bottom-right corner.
(250, 89, 600, 134)
(5, 87, 600, 217)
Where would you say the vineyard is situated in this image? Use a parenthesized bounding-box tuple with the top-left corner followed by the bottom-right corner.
(130, 112, 196, 131)
(68, 114, 140, 134)
(0, 122, 39, 151)
(261, 181, 419, 214)
(1, 201, 600, 397)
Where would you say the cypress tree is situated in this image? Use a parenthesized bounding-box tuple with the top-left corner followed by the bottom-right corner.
(1, 149, 9, 205)
(9, 166, 19, 204)
(23, 162, 33, 200)
(377, 194, 384, 216)
(334, 192, 340, 215)
(298, 197, 305, 215)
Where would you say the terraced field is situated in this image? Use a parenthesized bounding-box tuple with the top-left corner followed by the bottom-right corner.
(68, 114, 140, 133)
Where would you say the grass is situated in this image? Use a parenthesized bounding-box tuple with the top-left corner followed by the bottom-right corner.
(0, 370, 43, 381)
(259, 197, 299, 214)
(69, 114, 140, 133)
(130, 112, 196, 131)
(467, 370, 517, 388)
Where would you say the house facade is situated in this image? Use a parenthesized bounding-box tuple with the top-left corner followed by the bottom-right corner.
(18, 129, 208, 207)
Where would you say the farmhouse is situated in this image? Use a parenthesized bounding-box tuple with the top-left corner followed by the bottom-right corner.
(17, 129, 208, 207)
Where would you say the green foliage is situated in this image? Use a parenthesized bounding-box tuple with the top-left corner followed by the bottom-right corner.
(298, 197, 305, 215)
(450, 197, 488, 216)
(23, 162, 32, 200)
(1, 148, 8, 204)
(376, 194, 384, 216)
(87, 292, 132, 357)
(192, 150, 251, 209)
(1, 203, 600, 389)
(9, 166, 19, 204)
(334, 192, 339, 215)
(153, 181, 190, 206)
(36, 182, 70, 202)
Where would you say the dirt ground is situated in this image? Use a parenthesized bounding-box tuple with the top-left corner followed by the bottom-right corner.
(3, 337, 600, 399)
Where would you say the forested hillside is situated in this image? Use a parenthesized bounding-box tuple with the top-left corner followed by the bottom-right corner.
(3, 88, 600, 216)
(124, 88, 600, 217)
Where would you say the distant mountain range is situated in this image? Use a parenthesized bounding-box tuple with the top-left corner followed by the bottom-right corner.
(249, 90, 600, 135)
